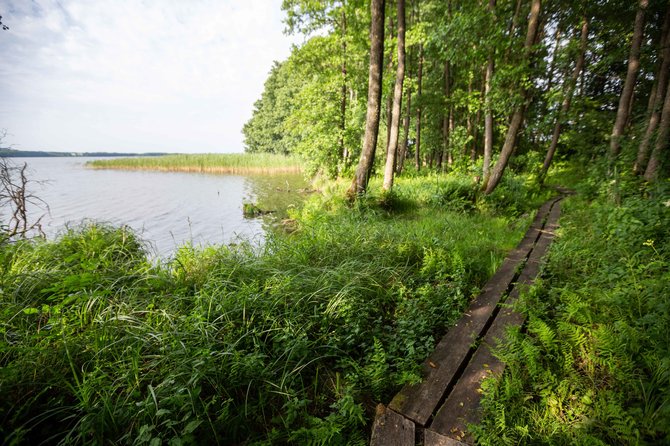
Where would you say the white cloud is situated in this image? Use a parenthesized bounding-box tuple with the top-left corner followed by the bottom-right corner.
(0, 0, 296, 153)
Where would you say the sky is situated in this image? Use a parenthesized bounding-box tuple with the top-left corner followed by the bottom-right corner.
(0, 0, 298, 153)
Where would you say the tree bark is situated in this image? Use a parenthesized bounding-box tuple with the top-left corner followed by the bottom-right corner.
(383, 0, 406, 190)
(483, 0, 495, 186)
(414, 44, 424, 171)
(396, 87, 411, 175)
(545, 26, 562, 96)
(348, 0, 385, 198)
(483, 52, 494, 184)
(466, 76, 473, 160)
(541, 16, 589, 178)
(385, 16, 395, 151)
(644, 74, 670, 181)
(609, 0, 648, 159)
(635, 3, 670, 174)
(339, 7, 349, 171)
(484, 0, 542, 195)
(442, 61, 451, 172)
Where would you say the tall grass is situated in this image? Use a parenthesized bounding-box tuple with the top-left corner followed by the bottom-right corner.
(88, 153, 303, 174)
(0, 173, 540, 444)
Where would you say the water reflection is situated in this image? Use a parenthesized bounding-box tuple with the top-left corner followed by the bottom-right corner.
(17, 157, 307, 256)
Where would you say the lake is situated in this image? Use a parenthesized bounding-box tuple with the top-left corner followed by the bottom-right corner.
(16, 157, 307, 256)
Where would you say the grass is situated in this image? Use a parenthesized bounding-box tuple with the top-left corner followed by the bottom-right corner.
(87, 153, 303, 175)
(474, 168, 670, 445)
(0, 171, 549, 444)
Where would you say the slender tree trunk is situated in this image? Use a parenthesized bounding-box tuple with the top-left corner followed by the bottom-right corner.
(484, 0, 542, 195)
(545, 26, 562, 96)
(348, 0, 385, 198)
(397, 87, 411, 175)
(504, 0, 523, 60)
(383, 0, 406, 190)
(339, 8, 349, 171)
(610, 0, 648, 159)
(448, 102, 455, 165)
(442, 61, 451, 172)
(483, 53, 494, 184)
(385, 18, 395, 151)
(541, 16, 589, 178)
(644, 74, 670, 181)
(397, 101, 409, 174)
(415, 44, 424, 171)
(635, 4, 670, 174)
(466, 76, 473, 160)
(483, 0, 495, 186)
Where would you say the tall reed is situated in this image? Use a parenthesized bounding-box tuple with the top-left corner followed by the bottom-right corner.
(88, 153, 303, 174)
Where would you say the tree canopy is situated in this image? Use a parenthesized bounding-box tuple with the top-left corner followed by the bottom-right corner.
(243, 0, 670, 191)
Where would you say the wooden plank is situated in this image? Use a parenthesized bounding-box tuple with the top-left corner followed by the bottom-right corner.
(370, 404, 415, 446)
(428, 200, 563, 440)
(428, 293, 525, 441)
(388, 198, 557, 425)
(424, 429, 469, 446)
(388, 256, 519, 425)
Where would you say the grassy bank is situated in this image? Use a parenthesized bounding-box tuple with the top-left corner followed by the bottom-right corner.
(87, 153, 303, 174)
(475, 169, 670, 444)
(0, 172, 546, 444)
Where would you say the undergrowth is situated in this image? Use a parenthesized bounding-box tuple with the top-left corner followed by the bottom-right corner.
(475, 173, 670, 445)
(0, 172, 543, 444)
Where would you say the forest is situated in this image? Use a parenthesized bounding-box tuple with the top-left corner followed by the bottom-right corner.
(1, 0, 669, 444)
(244, 0, 669, 190)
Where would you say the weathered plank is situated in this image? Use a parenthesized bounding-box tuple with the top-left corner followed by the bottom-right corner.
(424, 429, 469, 446)
(370, 404, 415, 446)
(428, 293, 526, 441)
(428, 200, 562, 441)
(388, 198, 558, 426)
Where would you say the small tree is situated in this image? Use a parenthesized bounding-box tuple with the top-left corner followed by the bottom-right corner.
(0, 132, 47, 241)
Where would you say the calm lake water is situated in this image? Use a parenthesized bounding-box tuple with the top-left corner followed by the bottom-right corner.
(19, 157, 307, 256)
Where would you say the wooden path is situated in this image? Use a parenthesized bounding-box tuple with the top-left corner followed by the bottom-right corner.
(370, 196, 564, 446)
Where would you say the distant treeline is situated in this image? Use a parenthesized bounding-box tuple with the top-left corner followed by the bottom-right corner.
(0, 148, 168, 158)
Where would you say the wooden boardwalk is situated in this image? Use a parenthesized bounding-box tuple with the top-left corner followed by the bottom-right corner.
(370, 196, 564, 446)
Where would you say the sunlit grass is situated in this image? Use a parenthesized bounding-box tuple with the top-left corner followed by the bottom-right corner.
(88, 153, 303, 174)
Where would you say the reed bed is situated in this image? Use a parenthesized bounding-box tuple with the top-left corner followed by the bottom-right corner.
(88, 153, 303, 174)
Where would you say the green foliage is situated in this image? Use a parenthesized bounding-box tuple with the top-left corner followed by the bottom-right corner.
(243, 61, 301, 156)
(475, 179, 670, 445)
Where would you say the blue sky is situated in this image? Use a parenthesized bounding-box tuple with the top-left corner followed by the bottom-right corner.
(0, 0, 297, 153)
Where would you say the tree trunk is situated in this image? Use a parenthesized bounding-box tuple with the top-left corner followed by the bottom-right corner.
(483, 0, 495, 186)
(644, 74, 670, 181)
(609, 0, 648, 159)
(504, 0, 523, 60)
(545, 26, 562, 96)
(414, 44, 424, 171)
(635, 3, 670, 174)
(541, 16, 589, 178)
(466, 76, 474, 160)
(484, 0, 542, 195)
(348, 0, 385, 198)
(385, 17, 395, 151)
(442, 61, 451, 172)
(383, 0, 406, 190)
(396, 87, 411, 175)
(339, 8, 349, 171)
(483, 52, 494, 184)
